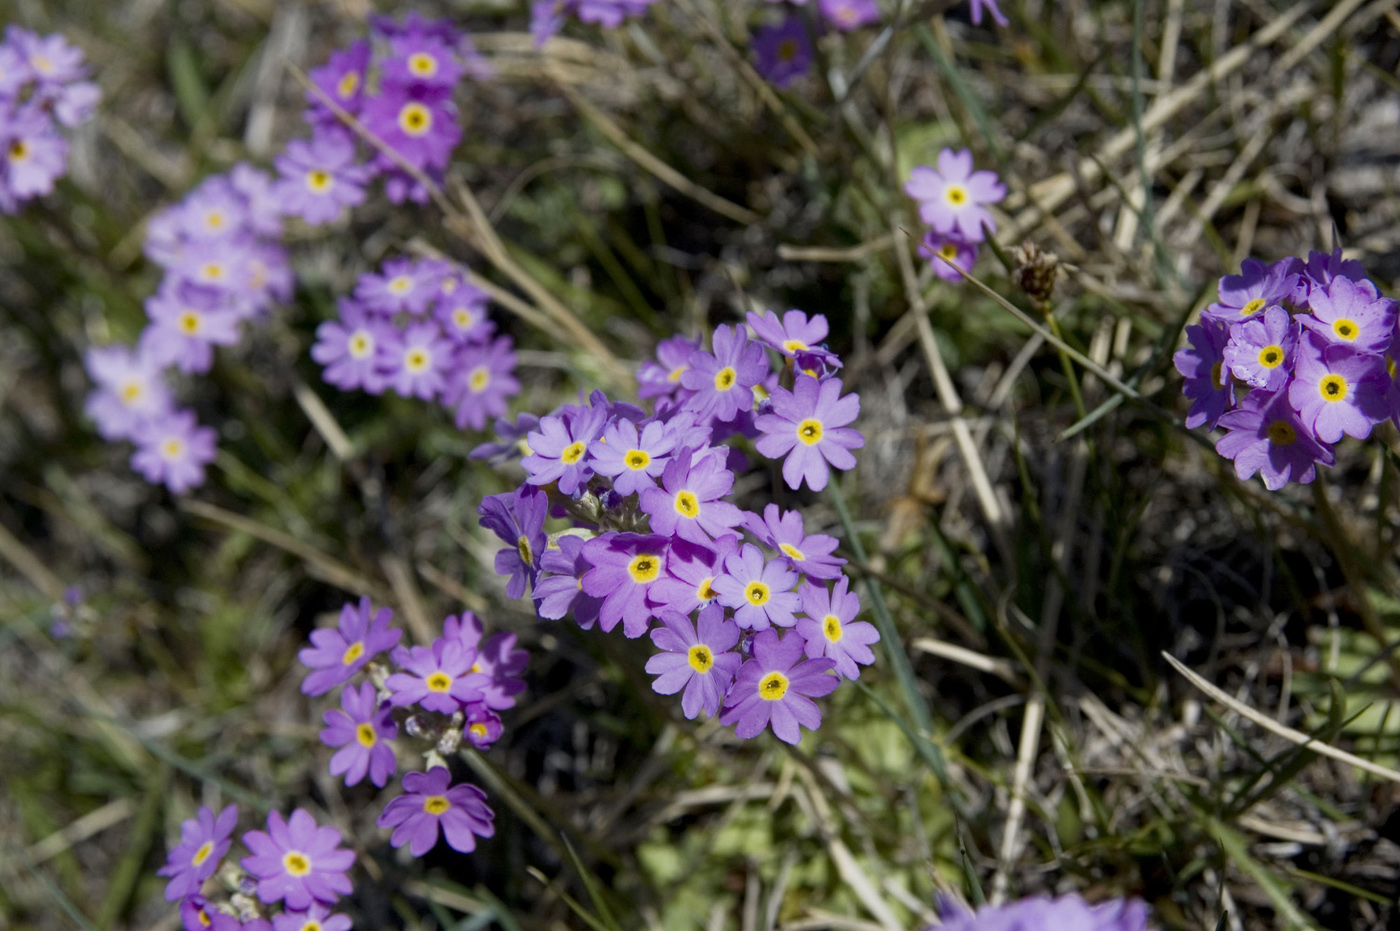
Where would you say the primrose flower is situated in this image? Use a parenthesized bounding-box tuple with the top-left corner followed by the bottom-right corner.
(1215, 389, 1333, 490)
(272, 905, 352, 931)
(382, 34, 464, 91)
(1173, 319, 1233, 430)
(752, 15, 813, 89)
(589, 419, 677, 496)
(919, 230, 979, 282)
(1200, 257, 1297, 324)
(83, 343, 174, 442)
(141, 282, 241, 375)
(638, 335, 700, 401)
(0, 103, 68, 204)
(646, 606, 743, 719)
(240, 809, 355, 910)
(378, 322, 450, 400)
(713, 542, 800, 631)
(385, 637, 490, 714)
(719, 629, 837, 744)
(1222, 305, 1297, 392)
(434, 275, 494, 344)
(355, 256, 438, 316)
(446, 336, 520, 431)
(464, 707, 504, 749)
(478, 485, 548, 600)
(905, 148, 1006, 242)
(157, 804, 239, 901)
(361, 85, 460, 173)
(1287, 334, 1391, 443)
(273, 129, 371, 226)
(320, 682, 397, 788)
(1293, 247, 1368, 306)
(795, 577, 878, 679)
(534, 534, 603, 625)
(639, 446, 745, 545)
(580, 532, 671, 637)
(746, 309, 834, 364)
(755, 374, 864, 492)
(744, 504, 845, 581)
(312, 300, 392, 394)
(930, 892, 1149, 931)
(819, 0, 879, 30)
(522, 404, 609, 495)
(130, 409, 218, 495)
(1298, 275, 1397, 355)
(681, 324, 768, 423)
(377, 768, 495, 856)
(648, 536, 736, 617)
(298, 597, 401, 696)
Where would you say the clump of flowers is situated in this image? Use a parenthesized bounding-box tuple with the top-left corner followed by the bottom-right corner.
(905, 147, 1006, 282)
(473, 310, 875, 746)
(927, 892, 1150, 930)
(1174, 249, 1400, 490)
(0, 26, 99, 214)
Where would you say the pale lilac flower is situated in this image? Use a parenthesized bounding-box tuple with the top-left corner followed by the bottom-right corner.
(1288, 334, 1391, 443)
(819, 0, 879, 30)
(239, 809, 355, 909)
(377, 768, 495, 856)
(638, 335, 700, 401)
(311, 299, 393, 395)
(1221, 305, 1297, 392)
(445, 336, 520, 431)
(639, 446, 745, 545)
(0, 103, 67, 205)
(298, 597, 401, 696)
(360, 85, 460, 173)
(590, 419, 677, 495)
(646, 605, 743, 718)
(713, 543, 800, 631)
(534, 534, 604, 626)
(478, 485, 548, 600)
(130, 410, 218, 494)
(754, 374, 864, 492)
(382, 34, 464, 91)
(274, 129, 371, 226)
(905, 149, 1005, 242)
(157, 804, 239, 901)
(320, 681, 397, 788)
(795, 577, 878, 679)
(930, 892, 1148, 931)
(83, 343, 174, 441)
(522, 404, 609, 495)
(355, 257, 438, 316)
(648, 536, 737, 617)
(141, 282, 241, 374)
(681, 324, 768, 423)
(306, 41, 370, 125)
(378, 322, 450, 400)
(1298, 275, 1397, 355)
(580, 532, 670, 637)
(1201, 257, 1297, 324)
(272, 905, 352, 931)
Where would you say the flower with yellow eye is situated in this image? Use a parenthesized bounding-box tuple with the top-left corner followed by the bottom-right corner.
(1223, 305, 1298, 392)
(1288, 333, 1391, 444)
(713, 543, 800, 631)
(580, 532, 672, 638)
(755, 374, 865, 492)
(590, 419, 678, 495)
(240, 809, 355, 910)
(795, 577, 879, 680)
(298, 596, 401, 696)
(719, 629, 838, 745)
(157, 804, 238, 902)
(905, 147, 1006, 242)
(377, 768, 495, 857)
(646, 605, 743, 719)
(319, 682, 397, 788)
(1299, 274, 1398, 355)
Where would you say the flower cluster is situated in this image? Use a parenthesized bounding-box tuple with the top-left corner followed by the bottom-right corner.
(300, 597, 524, 856)
(311, 253, 519, 428)
(474, 310, 876, 745)
(0, 26, 99, 213)
(531, 0, 660, 48)
(157, 804, 355, 931)
(928, 892, 1150, 931)
(1174, 249, 1400, 490)
(905, 147, 1006, 281)
(82, 167, 290, 493)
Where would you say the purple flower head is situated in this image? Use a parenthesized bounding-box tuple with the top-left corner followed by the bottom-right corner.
(1215, 388, 1334, 490)
(361, 85, 460, 173)
(272, 905, 352, 931)
(931, 892, 1148, 931)
(905, 149, 1006, 242)
(745, 309, 837, 367)
(157, 804, 239, 901)
(239, 809, 354, 910)
(713, 542, 801, 631)
(795, 576, 878, 679)
(753, 16, 813, 89)
(534, 534, 604, 626)
(647, 535, 737, 617)
(646, 605, 743, 719)
(434, 275, 494, 344)
(9, 27, 89, 89)
(320, 682, 397, 788)
(382, 34, 464, 91)
(306, 41, 370, 124)
(919, 230, 980, 282)
(1201, 257, 1298, 324)
(1293, 247, 1367, 307)
(819, 0, 880, 30)
(174, 238, 255, 294)
(681, 324, 768, 423)
(180, 896, 242, 931)
(638, 335, 700, 401)
(273, 129, 371, 226)
(1288, 334, 1391, 443)
(446, 336, 520, 431)
(175, 176, 249, 243)
(479, 485, 548, 600)
(465, 706, 504, 748)
(745, 504, 845, 580)
(522, 404, 609, 495)
(719, 629, 837, 744)
(580, 532, 670, 637)
(385, 637, 490, 714)
(371, 11, 462, 44)
(1298, 275, 1396, 355)
(1221, 305, 1298, 392)
(83, 343, 174, 441)
(0, 103, 68, 205)
(967, 0, 1009, 26)
(755, 374, 864, 491)
(473, 631, 530, 710)
(312, 298, 393, 395)
(130, 409, 218, 495)
(377, 322, 450, 400)
(298, 597, 401, 696)
(378, 768, 495, 856)
(590, 419, 678, 496)
(471, 412, 541, 465)
(1174, 318, 1233, 430)
(355, 256, 438, 316)
(639, 446, 745, 545)
(141, 281, 241, 375)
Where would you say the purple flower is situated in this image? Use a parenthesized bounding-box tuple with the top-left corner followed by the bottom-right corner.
(589, 419, 677, 496)
(320, 682, 397, 788)
(752, 15, 813, 88)
(240, 809, 355, 910)
(639, 446, 745, 545)
(273, 129, 371, 225)
(298, 597, 401, 696)
(931, 893, 1148, 931)
(1288, 334, 1391, 443)
(713, 542, 800, 631)
(446, 336, 520, 431)
(1173, 318, 1233, 430)
(795, 577, 878, 679)
(1201, 257, 1298, 324)
(377, 768, 495, 856)
(378, 322, 450, 400)
(681, 324, 768, 423)
(919, 230, 980, 282)
(478, 485, 548, 599)
(130, 409, 218, 494)
(140, 282, 241, 374)
(638, 335, 700, 401)
(967, 0, 1009, 26)
(473, 631, 530, 710)
(648, 536, 736, 617)
(755, 374, 864, 491)
(174, 177, 249, 243)
(744, 504, 845, 580)
(819, 0, 879, 30)
(434, 275, 494, 344)
(83, 343, 174, 441)
(306, 41, 370, 124)
(312, 299, 393, 394)
(382, 34, 464, 91)
(157, 804, 238, 901)
(355, 256, 438, 316)
(470, 412, 541, 464)
(534, 534, 604, 626)
(180, 896, 242, 931)
(361, 86, 460, 173)
(385, 637, 490, 713)
(522, 404, 609, 495)
(646, 605, 743, 719)
(0, 103, 67, 206)
(719, 629, 837, 744)
(580, 532, 670, 637)
(904, 149, 1006, 242)
(272, 905, 352, 931)
(1222, 305, 1297, 391)
(1215, 389, 1333, 490)
(1294, 248, 1368, 307)
(1298, 275, 1396, 355)
(745, 309, 837, 366)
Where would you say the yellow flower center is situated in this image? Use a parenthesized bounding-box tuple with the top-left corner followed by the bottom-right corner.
(196, 908, 212, 928)
(120, 381, 143, 404)
(945, 185, 967, 206)
(408, 52, 438, 77)
(204, 211, 225, 231)
(782, 339, 808, 353)
(796, 418, 823, 446)
(453, 308, 474, 329)
(1210, 361, 1225, 391)
(306, 169, 333, 194)
(161, 439, 185, 461)
(423, 795, 451, 815)
(8, 140, 27, 161)
(696, 577, 718, 601)
(336, 71, 360, 98)
(201, 262, 225, 281)
(341, 641, 365, 666)
(779, 543, 805, 562)
(282, 851, 311, 876)
(674, 490, 700, 518)
(625, 449, 651, 470)
(1318, 373, 1348, 402)
(687, 644, 714, 673)
(470, 722, 489, 739)
(939, 242, 959, 259)
(405, 348, 430, 373)
(517, 534, 533, 565)
(744, 581, 770, 606)
(387, 275, 413, 295)
(714, 366, 737, 391)
(1266, 420, 1297, 446)
(777, 38, 798, 62)
(426, 672, 453, 692)
(560, 441, 587, 464)
(442, 278, 459, 294)
(667, 365, 686, 383)
(823, 614, 843, 642)
(1257, 345, 1283, 369)
(300, 922, 323, 931)
(628, 554, 661, 583)
(1240, 298, 1266, 317)
(1333, 318, 1358, 341)
(179, 312, 202, 334)
(758, 671, 789, 701)
(355, 722, 377, 748)
(348, 332, 373, 359)
(398, 102, 432, 137)
(191, 840, 214, 867)
(469, 366, 490, 392)
(32, 55, 54, 75)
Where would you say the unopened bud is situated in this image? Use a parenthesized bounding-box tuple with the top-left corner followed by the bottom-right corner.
(1011, 240, 1061, 314)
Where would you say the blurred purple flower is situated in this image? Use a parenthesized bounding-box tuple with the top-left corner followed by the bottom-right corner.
(446, 336, 520, 431)
(273, 129, 371, 226)
(298, 596, 401, 696)
(130, 409, 218, 494)
(320, 682, 397, 788)
(377, 768, 495, 856)
(752, 16, 813, 89)
(240, 809, 354, 909)
(157, 804, 238, 901)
